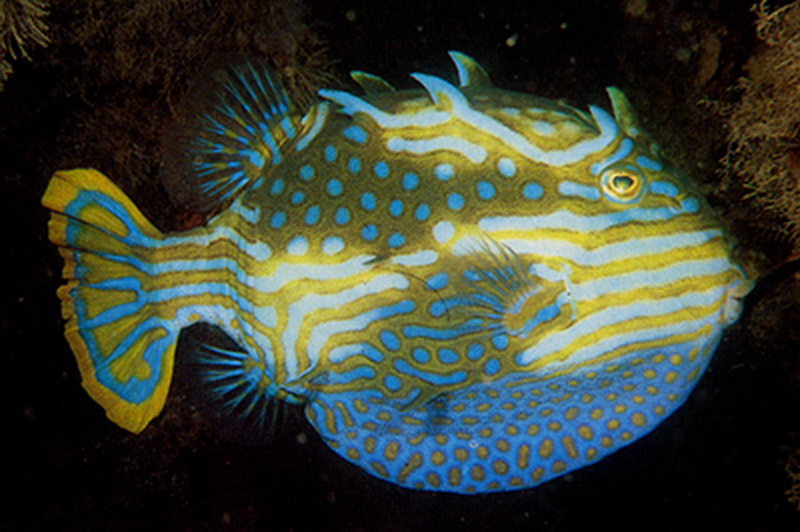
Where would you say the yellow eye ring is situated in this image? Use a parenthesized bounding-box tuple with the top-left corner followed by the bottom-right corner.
(601, 166, 645, 203)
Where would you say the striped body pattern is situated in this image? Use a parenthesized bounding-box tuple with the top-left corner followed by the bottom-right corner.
(42, 53, 751, 493)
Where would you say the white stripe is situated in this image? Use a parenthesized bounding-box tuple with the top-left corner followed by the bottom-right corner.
(386, 135, 487, 163)
(173, 304, 278, 373)
(391, 249, 439, 267)
(281, 273, 409, 378)
(227, 199, 260, 224)
(253, 254, 375, 293)
(305, 302, 408, 368)
(517, 284, 729, 366)
(453, 230, 723, 266)
(318, 89, 450, 128)
(478, 201, 701, 233)
(321, 80, 619, 167)
(294, 103, 330, 151)
(572, 257, 734, 302)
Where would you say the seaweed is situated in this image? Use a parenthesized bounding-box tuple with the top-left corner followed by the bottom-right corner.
(721, 1, 800, 254)
(0, 0, 50, 90)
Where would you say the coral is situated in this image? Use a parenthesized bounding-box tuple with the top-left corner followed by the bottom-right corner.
(722, 1, 800, 253)
(0, 0, 50, 90)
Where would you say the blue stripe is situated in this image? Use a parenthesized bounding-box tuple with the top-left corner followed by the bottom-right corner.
(393, 359, 467, 386)
(402, 319, 483, 340)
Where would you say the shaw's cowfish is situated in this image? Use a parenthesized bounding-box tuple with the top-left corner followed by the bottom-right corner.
(42, 52, 752, 493)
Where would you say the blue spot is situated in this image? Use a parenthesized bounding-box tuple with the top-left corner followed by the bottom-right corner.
(334, 207, 350, 225)
(682, 197, 700, 213)
(559, 181, 600, 201)
(434, 163, 454, 180)
(447, 193, 464, 211)
(402, 173, 419, 190)
(287, 235, 308, 255)
(270, 211, 286, 229)
(361, 344, 385, 363)
(384, 375, 402, 391)
(532, 121, 556, 136)
(270, 179, 285, 196)
(305, 205, 320, 225)
(523, 182, 543, 200)
(426, 272, 449, 291)
(637, 155, 663, 171)
(467, 343, 484, 361)
(299, 165, 314, 181)
(290, 191, 305, 205)
(412, 348, 430, 364)
(389, 199, 403, 217)
(322, 236, 345, 255)
(492, 334, 509, 350)
(343, 125, 368, 144)
(483, 358, 501, 376)
(477, 181, 495, 200)
(414, 203, 430, 221)
(403, 320, 483, 341)
(437, 348, 459, 364)
(433, 221, 455, 243)
(388, 233, 406, 248)
(360, 192, 376, 211)
(463, 270, 480, 282)
(327, 179, 343, 196)
(247, 150, 265, 167)
(428, 301, 447, 317)
(650, 181, 679, 198)
(393, 359, 467, 386)
(326, 365, 375, 385)
(362, 224, 378, 241)
(374, 161, 389, 178)
(380, 330, 400, 351)
(348, 157, 361, 173)
(324, 144, 337, 162)
(498, 158, 516, 177)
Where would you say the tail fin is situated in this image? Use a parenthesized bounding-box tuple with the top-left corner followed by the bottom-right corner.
(42, 169, 179, 433)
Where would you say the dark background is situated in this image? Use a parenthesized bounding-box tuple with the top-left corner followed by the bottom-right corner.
(3, 1, 799, 530)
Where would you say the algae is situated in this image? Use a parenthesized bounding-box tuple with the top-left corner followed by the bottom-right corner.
(722, 1, 800, 254)
(0, 0, 50, 90)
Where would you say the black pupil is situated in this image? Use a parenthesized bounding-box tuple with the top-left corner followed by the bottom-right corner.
(612, 174, 634, 191)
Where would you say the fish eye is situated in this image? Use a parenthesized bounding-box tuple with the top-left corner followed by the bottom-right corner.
(601, 166, 645, 203)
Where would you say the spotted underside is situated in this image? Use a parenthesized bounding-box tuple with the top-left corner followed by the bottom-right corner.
(42, 52, 751, 493)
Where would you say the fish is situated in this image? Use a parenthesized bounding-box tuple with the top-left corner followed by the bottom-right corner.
(41, 52, 752, 493)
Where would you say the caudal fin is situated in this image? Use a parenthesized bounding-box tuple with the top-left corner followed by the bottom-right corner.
(42, 169, 180, 433)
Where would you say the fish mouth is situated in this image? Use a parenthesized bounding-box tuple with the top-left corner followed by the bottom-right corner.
(721, 270, 754, 326)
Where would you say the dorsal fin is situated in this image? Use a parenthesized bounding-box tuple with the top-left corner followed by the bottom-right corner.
(410, 73, 471, 111)
(606, 87, 643, 138)
(350, 70, 396, 94)
(177, 63, 303, 215)
(448, 51, 491, 88)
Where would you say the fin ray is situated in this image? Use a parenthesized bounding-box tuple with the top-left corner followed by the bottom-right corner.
(174, 63, 303, 214)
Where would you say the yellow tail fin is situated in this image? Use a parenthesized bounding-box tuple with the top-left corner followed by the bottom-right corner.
(42, 169, 178, 433)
